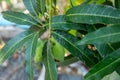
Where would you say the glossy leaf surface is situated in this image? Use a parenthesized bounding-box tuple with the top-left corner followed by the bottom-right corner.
(77, 25, 120, 45)
(85, 48, 120, 80)
(95, 43, 114, 57)
(23, 0, 38, 16)
(2, 11, 38, 25)
(52, 31, 96, 67)
(43, 40, 57, 80)
(36, 0, 46, 14)
(45, 15, 86, 31)
(25, 32, 39, 80)
(66, 4, 120, 24)
(0, 31, 36, 64)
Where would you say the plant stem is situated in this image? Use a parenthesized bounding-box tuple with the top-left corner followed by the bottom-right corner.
(49, 0, 52, 33)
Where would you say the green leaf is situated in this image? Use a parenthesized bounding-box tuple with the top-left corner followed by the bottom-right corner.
(45, 15, 86, 31)
(77, 25, 120, 45)
(52, 31, 96, 67)
(0, 31, 36, 64)
(87, 24, 119, 58)
(36, 0, 46, 14)
(43, 40, 57, 80)
(23, 0, 43, 25)
(23, 0, 46, 16)
(66, 4, 120, 24)
(2, 11, 38, 25)
(95, 42, 120, 58)
(85, 48, 120, 80)
(25, 32, 39, 80)
(95, 43, 114, 57)
(23, 0, 38, 17)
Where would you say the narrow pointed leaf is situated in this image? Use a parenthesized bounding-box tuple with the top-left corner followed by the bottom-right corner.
(94, 40, 120, 74)
(45, 15, 87, 31)
(36, 0, 46, 14)
(2, 11, 38, 25)
(88, 25, 119, 58)
(77, 25, 120, 45)
(85, 48, 120, 80)
(86, 25, 116, 58)
(0, 31, 36, 64)
(23, 0, 38, 17)
(25, 32, 39, 80)
(95, 43, 114, 57)
(95, 42, 120, 58)
(43, 40, 57, 80)
(23, 0, 42, 24)
(66, 4, 120, 24)
(52, 31, 96, 67)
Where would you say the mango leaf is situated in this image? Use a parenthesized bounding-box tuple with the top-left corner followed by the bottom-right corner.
(0, 31, 36, 64)
(66, 4, 120, 24)
(23, 0, 38, 17)
(25, 32, 39, 80)
(23, 0, 43, 25)
(2, 11, 38, 25)
(23, 0, 46, 16)
(52, 31, 96, 67)
(111, 42, 120, 74)
(95, 42, 120, 58)
(45, 15, 87, 31)
(36, 0, 46, 14)
(77, 25, 120, 45)
(92, 27, 120, 73)
(95, 43, 114, 57)
(43, 40, 57, 80)
(86, 24, 118, 58)
(85, 48, 120, 80)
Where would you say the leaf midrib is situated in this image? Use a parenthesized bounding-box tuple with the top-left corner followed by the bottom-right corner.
(29, 0, 38, 16)
(0, 32, 35, 63)
(67, 14, 120, 20)
(85, 53, 120, 80)
(52, 32, 95, 65)
(47, 43, 54, 80)
(83, 32, 120, 43)
(28, 33, 38, 80)
(4, 13, 37, 25)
